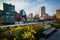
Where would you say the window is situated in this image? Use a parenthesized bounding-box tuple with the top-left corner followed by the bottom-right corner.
(6, 12, 10, 14)
(22, 11, 26, 16)
(11, 11, 14, 14)
(11, 6, 15, 11)
(11, 16, 14, 18)
(6, 16, 9, 18)
(12, 20, 14, 22)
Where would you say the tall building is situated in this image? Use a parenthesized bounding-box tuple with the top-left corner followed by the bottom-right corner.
(20, 10, 27, 22)
(35, 6, 45, 17)
(56, 9, 60, 19)
(41, 6, 46, 17)
(20, 10, 26, 18)
(3, 3, 15, 24)
(0, 10, 4, 25)
(41, 6, 45, 14)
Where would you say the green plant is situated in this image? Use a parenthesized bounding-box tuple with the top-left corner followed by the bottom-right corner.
(10, 26, 36, 40)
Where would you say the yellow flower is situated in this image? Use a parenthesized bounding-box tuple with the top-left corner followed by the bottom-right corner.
(22, 32, 32, 39)
(23, 33, 29, 38)
(32, 35, 34, 38)
(31, 29, 36, 34)
(14, 37, 17, 40)
(15, 27, 23, 30)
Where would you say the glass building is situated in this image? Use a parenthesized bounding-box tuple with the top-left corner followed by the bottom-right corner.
(20, 10, 26, 19)
(3, 3, 15, 24)
(20, 10, 27, 22)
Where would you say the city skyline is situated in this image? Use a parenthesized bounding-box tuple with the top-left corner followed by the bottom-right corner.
(0, 0, 60, 16)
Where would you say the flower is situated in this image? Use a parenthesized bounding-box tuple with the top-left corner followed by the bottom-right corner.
(22, 32, 32, 39)
(14, 37, 17, 40)
(31, 29, 36, 34)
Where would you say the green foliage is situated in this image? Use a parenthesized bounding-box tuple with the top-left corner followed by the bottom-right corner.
(0, 26, 37, 40)
(0, 24, 45, 40)
(56, 18, 60, 23)
(14, 26, 36, 40)
(50, 22, 60, 28)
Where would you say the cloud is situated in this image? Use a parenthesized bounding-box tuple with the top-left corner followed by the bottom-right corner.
(0, 0, 30, 12)
(0, 0, 53, 15)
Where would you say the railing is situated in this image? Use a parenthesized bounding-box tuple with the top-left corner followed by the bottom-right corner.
(0, 22, 43, 28)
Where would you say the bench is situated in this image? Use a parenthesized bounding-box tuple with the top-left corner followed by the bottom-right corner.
(42, 28, 57, 37)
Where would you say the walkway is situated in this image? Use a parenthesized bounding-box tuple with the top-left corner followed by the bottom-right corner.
(40, 29, 60, 40)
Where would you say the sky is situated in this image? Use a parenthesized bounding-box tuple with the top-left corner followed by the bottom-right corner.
(0, 0, 60, 16)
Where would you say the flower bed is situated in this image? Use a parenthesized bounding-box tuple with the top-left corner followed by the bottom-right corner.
(0, 24, 44, 40)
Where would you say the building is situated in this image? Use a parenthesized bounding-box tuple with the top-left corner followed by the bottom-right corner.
(15, 12, 22, 22)
(20, 10, 27, 22)
(56, 9, 60, 23)
(41, 6, 46, 17)
(15, 12, 22, 24)
(40, 6, 50, 21)
(34, 14, 40, 22)
(47, 15, 53, 21)
(27, 13, 34, 22)
(3, 3, 15, 24)
(35, 7, 41, 17)
(53, 14, 56, 20)
(20, 10, 26, 18)
(0, 10, 4, 25)
(28, 13, 33, 18)
(35, 6, 46, 19)
(56, 9, 60, 19)
(41, 6, 45, 14)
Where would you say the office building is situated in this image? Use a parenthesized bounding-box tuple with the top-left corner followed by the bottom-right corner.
(0, 10, 4, 25)
(3, 3, 15, 24)
(41, 6, 45, 14)
(20, 10, 27, 22)
(35, 6, 45, 17)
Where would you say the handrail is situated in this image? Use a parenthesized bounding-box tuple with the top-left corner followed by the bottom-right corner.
(0, 22, 43, 28)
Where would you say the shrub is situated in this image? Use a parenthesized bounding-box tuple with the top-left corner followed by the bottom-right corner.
(50, 22, 60, 28)
(56, 18, 60, 23)
(0, 24, 44, 40)
(10, 26, 36, 40)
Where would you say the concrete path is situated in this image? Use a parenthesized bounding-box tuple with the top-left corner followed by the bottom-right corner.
(40, 29, 60, 40)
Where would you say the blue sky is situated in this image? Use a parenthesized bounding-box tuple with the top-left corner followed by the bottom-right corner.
(0, 0, 60, 16)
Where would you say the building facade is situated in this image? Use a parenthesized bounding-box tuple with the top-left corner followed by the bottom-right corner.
(35, 6, 46, 19)
(41, 6, 45, 14)
(56, 9, 60, 19)
(15, 12, 22, 22)
(27, 13, 34, 22)
(34, 14, 40, 22)
(20, 10, 27, 22)
(15, 11, 23, 24)
(3, 3, 15, 24)
(28, 13, 33, 18)
(0, 10, 4, 25)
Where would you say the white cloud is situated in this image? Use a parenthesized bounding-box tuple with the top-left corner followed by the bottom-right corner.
(0, 0, 30, 13)
(0, 0, 47, 15)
